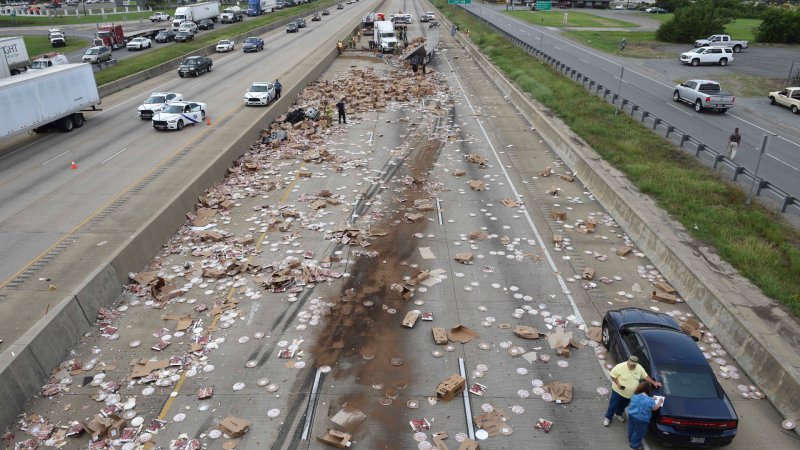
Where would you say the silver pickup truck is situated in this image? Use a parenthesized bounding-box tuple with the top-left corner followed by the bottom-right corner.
(672, 79, 735, 113)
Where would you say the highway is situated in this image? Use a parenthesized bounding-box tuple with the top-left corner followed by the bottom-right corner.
(0, 0, 366, 284)
(0, 1, 797, 448)
(463, 3, 800, 208)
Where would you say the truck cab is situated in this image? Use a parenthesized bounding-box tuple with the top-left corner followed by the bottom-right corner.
(29, 52, 69, 70)
(48, 29, 66, 48)
(372, 20, 397, 53)
(768, 87, 800, 114)
(96, 25, 125, 50)
(220, 6, 243, 23)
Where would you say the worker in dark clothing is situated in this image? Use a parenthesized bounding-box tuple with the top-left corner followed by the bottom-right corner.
(336, 98, 346, 124)
(274, 79, 282, 100)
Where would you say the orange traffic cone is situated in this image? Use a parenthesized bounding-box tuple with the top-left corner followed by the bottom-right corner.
(70, 160, 78, 170)
(206, 117, 211, 126)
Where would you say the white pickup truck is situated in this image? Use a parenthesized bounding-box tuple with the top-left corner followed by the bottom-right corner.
(768, 87, 800, 114)
(673, 79, 735, 113)
(693, 34, 748, 53)
(150, 12, 171, 22)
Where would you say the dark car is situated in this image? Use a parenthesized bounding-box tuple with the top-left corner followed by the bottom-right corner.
(321, 9, 329, 15)
(336, 3, 343, 9)
(602, 308, 738, 447)
(242, 36, 264, 52)
(178, 56, 212, 77)
(174, 31, 194, 42)
(154, 30, 176, 43)
(649, 7, 669, 13)
(296, 17, 306, 28)
(197, 18, 215, 30)
(286, 22, 298, 33)
(311, 13, 321, 21)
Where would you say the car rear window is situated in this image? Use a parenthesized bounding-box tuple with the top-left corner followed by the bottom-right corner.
(698, 83, 721, 92)
(659, 364, 719, 399)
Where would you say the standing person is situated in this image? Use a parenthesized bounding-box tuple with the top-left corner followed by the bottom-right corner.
(604, 356, 662, 427)
(274, 79, 282, 100)
(450, 25, 456, 37)
(336, 98, 346, 124)
(627, 383, 664, 450)
(727, 127, 741, 160)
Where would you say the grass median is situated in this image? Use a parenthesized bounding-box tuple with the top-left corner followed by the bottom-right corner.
(0, 34, 90, 57)
(433, 0, 800, 315)
(0, 10, 153, 26)
(506, 10, 637, 28)
(93, 1, 338, 85)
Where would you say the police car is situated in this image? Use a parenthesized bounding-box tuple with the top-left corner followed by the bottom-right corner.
(152, 101, 207, 130)
(138, 92, 183, 120)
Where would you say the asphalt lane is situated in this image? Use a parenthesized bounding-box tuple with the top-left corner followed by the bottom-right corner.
(464, 3, 800, 208)
(0, 0, 376, 283)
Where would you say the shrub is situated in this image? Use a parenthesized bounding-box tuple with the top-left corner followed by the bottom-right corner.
(755, 8, 800, 43)
(656, 1, 730, 43)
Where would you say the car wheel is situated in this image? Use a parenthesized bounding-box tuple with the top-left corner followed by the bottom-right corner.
(193, 70, 198, 77)
(769, 96, 776, 105)
(719, 58, 727, 66)
(792, 105, 798, 114)
(601, 321, 610, 349)
(207, 65, 212, 72)
(179, 73, 184, 78)
(672, 91, 680, 102)
(717, 108, 726, 114)
(201, 111, 206, 120)
(695, 100, 704, 113)
(176, 120, 184, 130)
(733, 45, 741, 53)
(691, 58, 699, 67)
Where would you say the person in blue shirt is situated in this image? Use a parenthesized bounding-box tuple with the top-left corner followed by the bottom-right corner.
(627, 382, 664, 449)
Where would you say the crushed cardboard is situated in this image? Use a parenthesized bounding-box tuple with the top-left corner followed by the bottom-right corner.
(447, 325, 479, 343)
(436, 374, 465, 402)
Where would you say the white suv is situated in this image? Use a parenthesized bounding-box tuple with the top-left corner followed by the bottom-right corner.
(680, 46, 733, 66)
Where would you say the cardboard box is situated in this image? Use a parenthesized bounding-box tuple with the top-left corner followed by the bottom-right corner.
(501, 198, 519, 208)
(468, 180, 485, 191)
(432, 327, 448, 345)
(539, 167, 552, 177)
(219, 416, 250, 438)
(559, 174, 574, 182)
(616, 246, 633, 257)
(474, 409, 509, 437)
(680, 318, 703, 340)
(436, 374, 465, 401)
(458, 439, 479, 450)
(317, 429, 352, 449)
(513, 326, 542, 340)
(447, 325, 478, 343)
(553, 234, 563, 244)
(467, 230, 488, 240)
(582, 267, 595, 280)
(655, 282, 676, 294)
(453, 170, 465, 177)
(454, 253, 474, 264)
(546, 382, 573, 404)
(651, 290, 677, 304)
(405, 213, 425, 223)
(402, 310, 420, 328)
(551, 210, 566, 221)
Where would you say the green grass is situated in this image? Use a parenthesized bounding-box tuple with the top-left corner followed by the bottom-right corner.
(0, 34, 90, 58)
(563, 30, 674, 58)
(0, 10, 153, 26)
(434, 0, 800, 316)
(92, 1, 337, 85)
(506, 10, 637, 28)
(724, 18, 760, 42)
(636, 12, 674, 23)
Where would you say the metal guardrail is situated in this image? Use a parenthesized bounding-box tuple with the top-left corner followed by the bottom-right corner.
(467, 11, 799, 216)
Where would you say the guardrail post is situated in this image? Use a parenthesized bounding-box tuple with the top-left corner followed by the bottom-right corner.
(680, 134, 690, 147)
(630, 104, 639, 117)
(641, 111, 649, 123)
(665, 125, 674, 138)
(713, 153, 725, 168)
(781, 196, 796, 213)
(695, 143, 706, 157)
(652, 118, 661, 130)
(733, 166, 746, 181)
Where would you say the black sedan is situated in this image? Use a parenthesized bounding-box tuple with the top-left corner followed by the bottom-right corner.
(321, 9, 329, 15)
(286, 22, 298, 33)
(198, 18, 215, 30)
(174, 31, 194, 42)
(336, 3, 343, 9)
(602, 308, 738, 447)
(311, 13, 321, 21)
(242, 37, 264, 53)
(154, 30, 176, 43)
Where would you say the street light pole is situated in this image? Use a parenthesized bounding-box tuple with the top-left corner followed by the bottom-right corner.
(747, 134, 772, 204)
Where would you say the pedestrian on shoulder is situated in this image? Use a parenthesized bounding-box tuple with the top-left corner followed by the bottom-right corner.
(727, 127, 741, 160)
(274, 79, 282, 100)
(336, 98, 346, 124)
(627, 383, 664, 450)
(604, 356, 662, 427)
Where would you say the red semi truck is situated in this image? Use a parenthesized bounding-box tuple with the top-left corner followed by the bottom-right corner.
(94, 25, 165, 50)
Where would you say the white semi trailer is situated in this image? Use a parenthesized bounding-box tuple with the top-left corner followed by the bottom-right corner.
(0, 37, 30, 78)
(0, 63, 101, 138)
(172, 2, 221, 30)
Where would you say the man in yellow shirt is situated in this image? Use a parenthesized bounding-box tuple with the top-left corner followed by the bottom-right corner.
(604, 356, 662, 427)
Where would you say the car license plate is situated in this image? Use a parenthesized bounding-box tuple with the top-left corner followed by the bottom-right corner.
(690, 437, 706, 444)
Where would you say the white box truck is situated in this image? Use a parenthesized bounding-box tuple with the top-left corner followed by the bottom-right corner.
(0, 63, 101, 138)
(173, 1, 221, 30)
(372, 21, 397, 53)
(0, 37, 31, 78)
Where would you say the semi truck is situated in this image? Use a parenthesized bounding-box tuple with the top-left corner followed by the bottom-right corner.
(220, 6, 243, 23)
(0, 37, 30, 78)
(95, 25, 165, 50)
(247, 0, 276, 15)
(0, 63, 101, 138)
(172, 2, 221, 30)
(372, 20, 397, 53)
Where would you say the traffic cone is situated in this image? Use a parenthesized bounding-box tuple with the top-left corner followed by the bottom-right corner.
(70, 160, 78, 170)
(206, 117, 211, 126)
